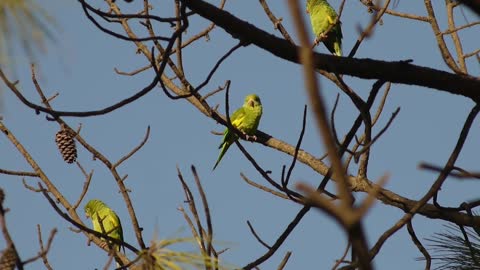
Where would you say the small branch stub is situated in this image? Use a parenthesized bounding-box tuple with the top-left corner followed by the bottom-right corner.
(55, 127, 78, 164)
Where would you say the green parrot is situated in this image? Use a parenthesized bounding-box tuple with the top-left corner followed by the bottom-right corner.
(213, 94, 263, 170)
(306, 0, 343, 56)
(84, 199, 124, 253)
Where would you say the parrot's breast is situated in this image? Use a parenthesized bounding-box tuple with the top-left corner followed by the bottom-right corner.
(237, 107, 262, 135)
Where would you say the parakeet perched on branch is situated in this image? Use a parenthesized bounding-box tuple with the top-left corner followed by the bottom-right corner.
(213, 94, 263, 170)
(306, 0, 343, 56)
(84, 199, 124, 253)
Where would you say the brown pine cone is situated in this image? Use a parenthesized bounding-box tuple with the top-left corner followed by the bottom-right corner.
(0, 247, 17, 270)
(55, 129, 77, 164)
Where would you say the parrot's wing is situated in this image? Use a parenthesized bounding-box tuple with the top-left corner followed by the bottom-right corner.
(213, 107, 247, 170)
(108, 213, 122, 236)
(218, 107, 246, 148)
(229, 107, 246, 128)
(96, 209, 122, 238)
(103, 209, 124, 252)
(338, 21, 343, 39)
(325, 8, 342, 38)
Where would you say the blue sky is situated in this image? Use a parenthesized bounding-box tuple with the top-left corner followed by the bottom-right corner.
(1, 0, 479, 269)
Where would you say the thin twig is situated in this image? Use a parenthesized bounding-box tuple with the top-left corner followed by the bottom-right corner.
(419, 163, 480, 180)
(258, 0, 295, 44)
(0, 168, 39, 177)
(241, 173, 291, 200)
(113, 126, 151, 168)
(22, 225, 57, 267)
(242, 206, 310, 270)
(114, 65, 151, 76)
(247, 220, 271, 249)
(282, 105, 307, 188)
(191, 166, 214, 257)
(176, 167, 207, 254)
(332, 241, 351, 270)
(277, 251, 292, 270)
(72, 162, 93, 210)
(406, 221, 431, 270)
(349, 0, 391, 58)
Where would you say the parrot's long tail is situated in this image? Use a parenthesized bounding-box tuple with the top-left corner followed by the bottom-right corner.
(213, 141, 231, 170)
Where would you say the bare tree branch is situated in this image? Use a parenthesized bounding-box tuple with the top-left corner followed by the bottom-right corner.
(180, 0, 480, 100)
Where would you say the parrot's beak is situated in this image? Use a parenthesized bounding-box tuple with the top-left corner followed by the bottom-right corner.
(248, 99, 255, 107)
(306, 9, 309, 14)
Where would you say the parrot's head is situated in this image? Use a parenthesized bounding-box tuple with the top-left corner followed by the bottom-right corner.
(84, 199, 105, 218)
(244, 94, 261, 109)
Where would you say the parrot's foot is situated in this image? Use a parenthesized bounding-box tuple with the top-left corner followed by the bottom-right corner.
(314, 33, 328, 46)
(244, 134, 257, 142)
(99, 241, 109, 249)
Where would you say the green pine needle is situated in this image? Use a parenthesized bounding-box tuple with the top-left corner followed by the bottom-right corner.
(424, 224, 480, 270)
(0, 0, 55, 69)
(132, 238, 234, 270)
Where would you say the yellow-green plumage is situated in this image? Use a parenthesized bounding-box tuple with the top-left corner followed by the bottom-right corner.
(84, 199, 123, 252)
(213, 94, 263, 170)
(306, 0, 343, 56)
